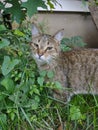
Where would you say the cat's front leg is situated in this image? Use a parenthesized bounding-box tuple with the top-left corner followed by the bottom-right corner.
(53, 89, 69, 103)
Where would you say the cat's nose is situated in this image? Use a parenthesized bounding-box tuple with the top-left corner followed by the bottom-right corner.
(38, 54, 43, 59)
(38, 51, 44, 59)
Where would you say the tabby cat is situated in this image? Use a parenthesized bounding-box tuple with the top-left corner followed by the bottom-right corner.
(30, 24, 98, 102)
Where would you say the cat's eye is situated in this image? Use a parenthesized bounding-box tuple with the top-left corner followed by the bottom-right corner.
(47, 47, 53, 50)
(34, 43, 39, 48)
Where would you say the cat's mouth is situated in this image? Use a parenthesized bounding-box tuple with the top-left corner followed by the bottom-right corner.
(33, 53, 51, 66)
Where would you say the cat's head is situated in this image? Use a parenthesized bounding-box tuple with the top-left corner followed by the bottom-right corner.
(30, 24, 64, 66)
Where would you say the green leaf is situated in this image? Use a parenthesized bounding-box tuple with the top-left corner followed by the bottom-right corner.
(70, 105, 85, 121)
(33, 88, 40, 95)
(30, 96, 40, 110)
(0, 25, 6, 31)
(61, 36, 86, 51)
(31, 100, 39, 110)
(39, 70, 47, 77)
(47, 0, 55, 9)
(6, 0, 25, 23)
(9, 91, 27, 105)
(1, 77, 15, 93)
(0, 38, 10, 49)
(61, 38, 72, 51)
(10, 112, 15, 121)
(54, 81, 62, 89)
(37, 77, 44, 86)
(47, 71, 54, 79)
(0, 92, 6, 101)
(35, 95, 40, 102)
(0, 114, 7, 125)
(71, 36, 86, 47)
(0, 2, 4, 10)
(1, 56, 20, 76)
(14, 29, 25, 37)
(22, 0, 47, 17)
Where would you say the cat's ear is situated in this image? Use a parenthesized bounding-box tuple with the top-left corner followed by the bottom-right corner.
(31, 23, 40, 37)
(53, 29, 64, 42)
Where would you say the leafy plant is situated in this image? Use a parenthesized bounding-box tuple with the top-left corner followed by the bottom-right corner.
(69, 105, 86, 121)
(0, 20, 65, 129)
(1, 56, 20, 76)
(0, 0, 59, 24)
(61, 36, 87, 51)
